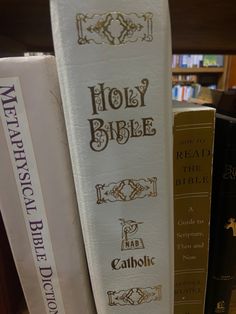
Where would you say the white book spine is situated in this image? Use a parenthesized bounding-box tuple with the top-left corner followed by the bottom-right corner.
(0, 56, 96, 314)
(50, 1, 174, 313)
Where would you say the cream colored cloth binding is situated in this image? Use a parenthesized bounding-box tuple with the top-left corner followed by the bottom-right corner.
(50, 1, 174, 313)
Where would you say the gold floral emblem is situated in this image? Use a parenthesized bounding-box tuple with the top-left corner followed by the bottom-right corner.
(76, 12, 153, 45)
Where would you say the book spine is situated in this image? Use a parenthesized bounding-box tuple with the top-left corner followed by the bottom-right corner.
(50, 1, 174, 314)
(0, 56, 96, 314)
(0, 77, 66, 314)
(173, 108, 215, 314)
(205, 117, 236, 314)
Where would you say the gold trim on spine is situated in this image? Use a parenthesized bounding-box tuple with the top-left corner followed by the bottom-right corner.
(175, 192, 210, 200)
(76, 12, 153, 45)
(96, 177, 157, 204)
(107, 285, 161, 306)
(175, 268, 205, 274)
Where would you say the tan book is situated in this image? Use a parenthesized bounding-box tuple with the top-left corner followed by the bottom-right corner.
(173, 101, 215, 314)
(0, 56, 96, 314)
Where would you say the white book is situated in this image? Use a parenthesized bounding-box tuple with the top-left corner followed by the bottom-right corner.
(50, 1, 174, 313)
(0, 56, 96, 314)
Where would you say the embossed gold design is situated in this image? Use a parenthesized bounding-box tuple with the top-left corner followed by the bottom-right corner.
(215, 300, 225, 313)
(76, 12, 153, 45)
(107, 286, 161, 306)
(223, 164, 236, 180)
(119, 218, 144, 251)
(225, 218, 236, 236)
(96, 177, 157, 204)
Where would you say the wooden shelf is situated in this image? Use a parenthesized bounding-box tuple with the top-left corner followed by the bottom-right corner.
(0, 0, 236, 55)
(169, 0, 236, 54)
(172, 81, 197, 86)
(172, 67, 225, 74)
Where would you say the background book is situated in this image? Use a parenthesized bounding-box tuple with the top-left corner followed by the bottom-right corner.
(0, 56, 96, 314)
(205, 113, 236, 314)
(171, 54, 228, 102)
(50, 1, 174, 313)
(173, 101, 215, 314)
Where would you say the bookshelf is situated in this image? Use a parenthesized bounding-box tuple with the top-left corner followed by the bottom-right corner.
(172, 55, 230, 101)
(0, 1, 236, 314)
(172, 55, 229, 88)
(173, 68, 225, 74)
(172, 55, 236, 93)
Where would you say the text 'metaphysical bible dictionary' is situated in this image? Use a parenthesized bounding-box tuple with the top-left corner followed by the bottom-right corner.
(50, 1, 174, 313)
(0, 56, 96, 314)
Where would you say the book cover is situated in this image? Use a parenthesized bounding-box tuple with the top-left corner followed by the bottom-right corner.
(50, 1, 174, 313)
(205, 113, 236, 314)
(0, 56, 96, 314)
(203, 55, 218, 67)
(173, 101, 215, 314)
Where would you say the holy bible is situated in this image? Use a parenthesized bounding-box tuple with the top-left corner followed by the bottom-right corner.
(50, 1, 174, 313)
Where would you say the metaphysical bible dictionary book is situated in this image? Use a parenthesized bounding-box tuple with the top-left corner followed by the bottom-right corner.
(0, 56, 96, 314)
(205, 113, 236, 314)
(172, 101, 215, 314)
(50, 1, 174, 313)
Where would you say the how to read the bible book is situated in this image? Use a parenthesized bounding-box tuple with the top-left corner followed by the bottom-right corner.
(50, 1, 174, 313)
(173, 102, 215, 314)
(0, 56, 96, 314)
